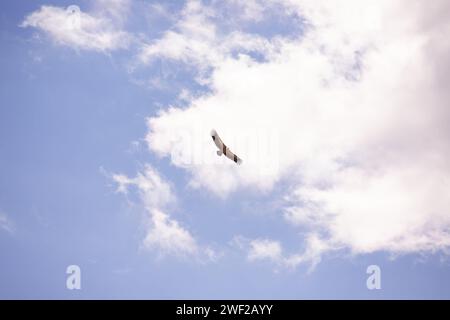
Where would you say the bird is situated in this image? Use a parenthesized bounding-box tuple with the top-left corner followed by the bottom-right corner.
(210, 129, 242, 165)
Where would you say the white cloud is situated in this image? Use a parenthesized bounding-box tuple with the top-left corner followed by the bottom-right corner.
(143, 208, 198, 256)
(247, 238, 282, 261)
(113, 164, 216, 260)
(113, 165, 175, 209)
(137, 0, 280, 81)
(21, 1, 131, 52)
(143, 0, 450, 266)
(93, 0, 130, 24)
(234, 234, 330, 272)
(222, 0, 266, 22)
(0, 211, 14, 234)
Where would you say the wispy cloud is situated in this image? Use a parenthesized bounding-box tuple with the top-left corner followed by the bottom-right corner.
(113, 164, 217, 261)
(20, 0, 132, 52)
(136, 0, 279, 83)
(234, 234, 331, 272)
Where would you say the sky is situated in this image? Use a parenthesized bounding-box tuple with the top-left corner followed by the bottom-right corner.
(1, 0, 450, 299)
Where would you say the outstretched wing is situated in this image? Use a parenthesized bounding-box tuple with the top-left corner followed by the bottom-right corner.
(211, 129, 242, 165)
(210, 129, 224, 151)
(224, 147, 242, 165)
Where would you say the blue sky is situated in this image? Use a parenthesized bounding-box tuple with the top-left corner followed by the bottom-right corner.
(1, 0, 450, 299)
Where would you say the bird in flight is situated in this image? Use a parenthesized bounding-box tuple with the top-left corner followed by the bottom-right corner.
(211, 129, 242, 165)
